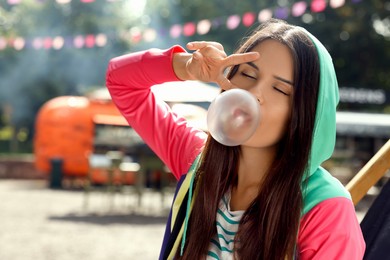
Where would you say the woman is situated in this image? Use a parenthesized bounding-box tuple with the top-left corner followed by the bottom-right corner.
(106, 19, 365, 259)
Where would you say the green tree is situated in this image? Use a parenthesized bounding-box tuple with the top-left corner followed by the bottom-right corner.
(287, 1, 390, 88)
(0, 0, 138, 152)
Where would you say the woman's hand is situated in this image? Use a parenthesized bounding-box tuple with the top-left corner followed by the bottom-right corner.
(173, 41, 259, 90)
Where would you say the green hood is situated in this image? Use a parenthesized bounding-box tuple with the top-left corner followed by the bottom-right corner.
(300, 28, 340, 176)
(299, 28, 350, 216)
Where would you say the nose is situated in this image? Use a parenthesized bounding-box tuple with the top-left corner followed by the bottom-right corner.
(249, 87, 264, 105)
(257, 92, 264, 105)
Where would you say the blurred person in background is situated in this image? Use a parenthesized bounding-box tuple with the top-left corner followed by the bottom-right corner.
(106, 19, 365, 259)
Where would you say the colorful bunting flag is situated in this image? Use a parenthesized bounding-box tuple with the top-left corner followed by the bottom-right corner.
(258, 9, 273, 23)
(311, 0, 327, 13)
(197, 19, 212, 35)
(226, 15, 241, 30)
(0, 0, 361, 51)
(242, 12, 256, 27)
(292, 1, 307, 17)
(183, 22, 196, 37)
(330, 0, 345, 9)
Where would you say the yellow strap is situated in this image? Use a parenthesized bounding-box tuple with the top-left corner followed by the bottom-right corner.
(168, 185, 198, 259)
(171, 170, 193, 231)
(170, 155, 200, 231)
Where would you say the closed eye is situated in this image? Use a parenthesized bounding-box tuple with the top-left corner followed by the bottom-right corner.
(273, 86, 289, 96)
(241, 72, 257, 80)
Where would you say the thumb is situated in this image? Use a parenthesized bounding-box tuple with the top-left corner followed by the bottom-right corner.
(186, 51, 203, 69)
(192, 50, 203, 60)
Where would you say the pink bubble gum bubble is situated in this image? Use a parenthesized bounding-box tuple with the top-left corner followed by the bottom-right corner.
(207, 88, 260, 146)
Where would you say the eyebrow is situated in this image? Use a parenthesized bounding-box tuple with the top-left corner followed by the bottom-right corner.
(274, 75, 294, 86)
(245, 62, 294, 86)
(246, 62, 259, 70)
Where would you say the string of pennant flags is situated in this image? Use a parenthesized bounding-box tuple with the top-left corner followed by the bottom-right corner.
(0, 0, 361, 51)
(5, 0, 121, 4)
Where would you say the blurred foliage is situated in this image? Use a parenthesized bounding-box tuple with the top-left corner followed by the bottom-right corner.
(0, 0, 134, 151)
(0, 0, 389, 153)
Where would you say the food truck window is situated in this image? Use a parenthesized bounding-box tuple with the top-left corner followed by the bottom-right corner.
(94, 124, 144, 154)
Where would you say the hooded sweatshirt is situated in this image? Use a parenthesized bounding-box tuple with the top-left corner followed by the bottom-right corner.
(106, 30, 365, 259)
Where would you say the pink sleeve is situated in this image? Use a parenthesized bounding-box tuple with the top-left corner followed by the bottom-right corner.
(106, 46, 207, 180)
(298, 197, 365, 259)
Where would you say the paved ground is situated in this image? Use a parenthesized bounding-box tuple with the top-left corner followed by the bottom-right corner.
(0, 179, 371, 260)
(0, 180, 174, 260)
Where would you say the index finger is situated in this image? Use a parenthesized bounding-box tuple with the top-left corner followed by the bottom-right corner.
(187, 41, 224, 51)
(223, 52, 260, 67)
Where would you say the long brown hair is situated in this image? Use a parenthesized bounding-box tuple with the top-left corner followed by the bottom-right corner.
(179, 19, 320, 259)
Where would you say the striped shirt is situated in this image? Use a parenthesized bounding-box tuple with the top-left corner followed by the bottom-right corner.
(207, 192, 244, 259)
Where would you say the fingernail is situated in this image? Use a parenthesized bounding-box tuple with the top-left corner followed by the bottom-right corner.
(193, 51, 201, 59)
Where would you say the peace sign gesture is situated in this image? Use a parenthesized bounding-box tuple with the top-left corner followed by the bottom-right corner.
(173, 41, 259, 90)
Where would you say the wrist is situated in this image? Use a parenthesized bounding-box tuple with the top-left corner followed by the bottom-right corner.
(173, 52, 195, 81)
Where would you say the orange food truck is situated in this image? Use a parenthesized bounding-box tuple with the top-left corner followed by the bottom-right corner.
(34, 93, 140, 185)
(34, 82, 219, 187)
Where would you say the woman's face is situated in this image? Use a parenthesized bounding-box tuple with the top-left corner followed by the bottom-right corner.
(230, 39, 294, 148)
